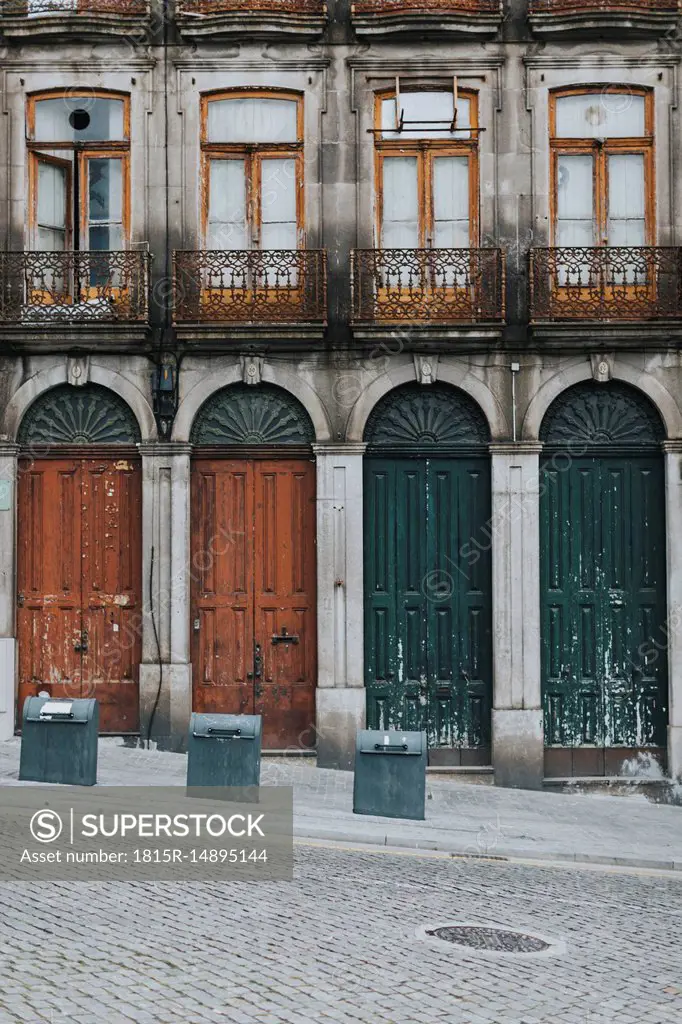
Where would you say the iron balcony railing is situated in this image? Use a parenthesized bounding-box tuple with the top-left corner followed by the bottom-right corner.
(0, 251, 151, 325)
(528, 0, 679, 13)
(176, 0, 324, 13)
(529, 246, 682, 322)
(1, 0, 148, 14)
(352, 0, 500, 13)
(172, 249, 328, 325)
(350, 248, 506, 325)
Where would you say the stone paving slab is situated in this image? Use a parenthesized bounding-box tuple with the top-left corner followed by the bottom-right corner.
(0, 737, 680, 869)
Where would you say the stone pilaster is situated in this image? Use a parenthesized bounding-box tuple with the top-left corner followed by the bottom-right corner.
(0, 445, 19, 741)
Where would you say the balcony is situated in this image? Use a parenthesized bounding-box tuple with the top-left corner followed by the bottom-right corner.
(176, 0, 327, 39)
(172, 249, 327, 348)
(351, 0, 503, 38)
(529, 246, 682, 345)
(0, 0, 151, 41)
(350, 248, 505, 347)
(0, 251, 152, 351)
(527, 0, 681, 38)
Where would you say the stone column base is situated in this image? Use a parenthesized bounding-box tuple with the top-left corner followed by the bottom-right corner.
(492, 709, 544, 790)
(316, 688, 366, 771)
(139, 663, 192, 752)
(0, 639, 16, 741)
(668, 725, 682, 782)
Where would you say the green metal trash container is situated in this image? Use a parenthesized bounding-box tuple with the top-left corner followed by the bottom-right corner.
(19, 696, 99, 787)
(353, 729, 426, 820)
(187, 713, 262, 788)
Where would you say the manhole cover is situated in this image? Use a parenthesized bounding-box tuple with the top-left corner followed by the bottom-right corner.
(426, 925, 551, 954)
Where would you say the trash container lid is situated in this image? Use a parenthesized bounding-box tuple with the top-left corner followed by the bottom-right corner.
(190, 713, 262, 740)
(356, 729, 425, 755)
(23, 696, 98, 724)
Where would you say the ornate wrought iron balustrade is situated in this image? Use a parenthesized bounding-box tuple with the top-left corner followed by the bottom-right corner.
(528, 0, 679, 12)
(1, 0, 148, 14)
(172, 250, 328, 325)
(351, 248, 506, 325)
(0, 251, 151, 325)
(176, 0, 323, 13)
(529, 246, 682, 322)
(352, 0, 500, 12)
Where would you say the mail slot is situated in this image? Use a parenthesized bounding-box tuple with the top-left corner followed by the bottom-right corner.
(19, 696, 99, 786)
(353, 729, 426, 820)
(187, 713, 262, 788)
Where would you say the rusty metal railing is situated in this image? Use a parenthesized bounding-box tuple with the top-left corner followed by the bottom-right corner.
(528, 0, 679, 12)
(172, 249, 327, 325)
(0, 251, 151, 325)
(1, 0, 148, 14)
(177, 0, 324, 13)
(529, 246, 682, 322)
(350, 248, 505, 325)
(352, 0, 500, 13)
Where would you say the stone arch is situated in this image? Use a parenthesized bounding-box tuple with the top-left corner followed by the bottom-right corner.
(346, 363, 506, 442)
(3, 363, 156, 442)
(173, 365, 331, 443)
(190, 383, 315, 446)
(364, 381, 490, 450)
(17, 383, 141, 445)
(523, 362, 681, 442)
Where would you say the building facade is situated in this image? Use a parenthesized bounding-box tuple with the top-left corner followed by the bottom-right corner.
(1, 0, 682, 788)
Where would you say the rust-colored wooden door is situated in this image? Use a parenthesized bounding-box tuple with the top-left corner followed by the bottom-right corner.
(191, 458, 316, 749)
(17, 456, 142, 733)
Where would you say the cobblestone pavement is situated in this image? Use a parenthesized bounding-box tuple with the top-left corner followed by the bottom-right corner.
(0, 842, 681, 1024)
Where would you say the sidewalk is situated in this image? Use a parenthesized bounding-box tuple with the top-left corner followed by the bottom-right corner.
(1, 737, 680, 870)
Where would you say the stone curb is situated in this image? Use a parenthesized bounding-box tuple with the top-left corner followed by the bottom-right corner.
(293, 824, 682, 873)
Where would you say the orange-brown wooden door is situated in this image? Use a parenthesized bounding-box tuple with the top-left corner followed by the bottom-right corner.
(17, 457, 142, 733)
(191, 458, 316, 749)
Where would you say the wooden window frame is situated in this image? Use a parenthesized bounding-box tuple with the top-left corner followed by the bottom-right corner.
(373, 87, 480, 249)
(27, 90, 131, 251)
(549, 85, 655, 248)
(200, 88, 305, 250)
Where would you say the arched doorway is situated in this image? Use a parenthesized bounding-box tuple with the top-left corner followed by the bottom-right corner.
(17, 384, 142, 732)
(363, 383, 492, 764)
(190, 383, 317, 749)
(540, 381, 668, 777)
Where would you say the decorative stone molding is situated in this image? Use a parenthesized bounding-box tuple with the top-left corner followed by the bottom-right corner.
(413, 354, 439, 385)
(67, 355, 91, 388)
(240, 355, 264, 387)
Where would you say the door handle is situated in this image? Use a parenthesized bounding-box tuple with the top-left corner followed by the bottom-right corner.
(254, 643, 262, 679)
(17, 593, 25, 607)
(74, 630, 89, 654)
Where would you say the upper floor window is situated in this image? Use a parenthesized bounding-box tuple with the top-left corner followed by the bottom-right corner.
(551, 88, 654, 249)
(374, 87, 478, 250)
(201, 90, 304, 251)
(28, 91, 130, 252)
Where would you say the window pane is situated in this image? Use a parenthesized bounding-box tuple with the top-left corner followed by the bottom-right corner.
(37, 161, 67, 232)
(88, 159, 122, 225)
(608, 153, 645, 220)
(555, 93, 645, 139)
(89, 224, 122, 251)
(382, 157, 419, 248)
(208, 160, 247, 249)
(556, 154, 594, 247)
(207, 97, 298, 144)
(381, 92, 471, 140)
(34, 97, 125, 142)
(260, 159, 297, 250)
(37, 227, 66, 252)
(433, 156, 469, 248)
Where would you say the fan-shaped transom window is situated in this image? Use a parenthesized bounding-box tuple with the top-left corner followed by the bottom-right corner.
(190, 384, 315, 446)
(540, 382, 664, 452)
(18, 384, 141, 445)
(364, 383, 489, 453)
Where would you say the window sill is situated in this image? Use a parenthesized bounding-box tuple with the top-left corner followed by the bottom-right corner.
(528, 8, 680, 38)
(176, 9, 327, 40)
(0, 10, 152, 41)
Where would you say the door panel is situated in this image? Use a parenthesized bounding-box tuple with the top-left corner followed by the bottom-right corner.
(191, 458, 316, 749)
(541, 456, 667, 759)
(364, 457, 492, 754)
(17, 457, 141, 732)
(80, 459, 142, 733)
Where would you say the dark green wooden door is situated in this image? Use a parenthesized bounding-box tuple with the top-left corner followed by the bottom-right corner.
(540, 383, 668, 774)
(363, 384, 492, 758)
